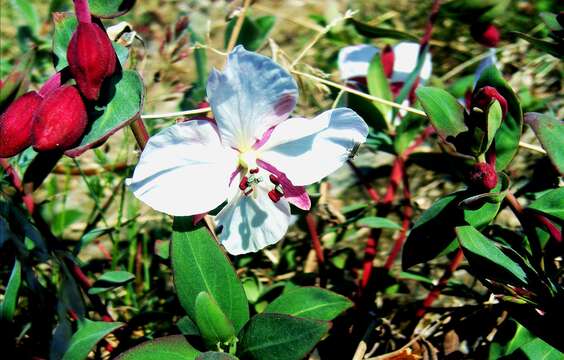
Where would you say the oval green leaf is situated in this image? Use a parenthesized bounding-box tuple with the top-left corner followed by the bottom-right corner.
(88, 270, 135, 295)
(237, 313, 330, 360)
(524, 112, 564, 175)
(265, 287, 352, 321)
(115, 335, 201, 360)
(0, 259, 22, 322)
(62, 319, 124, 360)
(356, 216, 402, 230)
(171, 218, 249, 333)
(416, 86, 468, 142)
(350, 19, 418, 41)
(88, 0, 135, 19)
(65, 70, 144, 157)
(528, 187, 564, 222)
(194, 291, 237, 347)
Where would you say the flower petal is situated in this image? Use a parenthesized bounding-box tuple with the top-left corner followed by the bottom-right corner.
(390, 42, 432, 84)
(216, 184, 291, 255)
(207, 46, 298, 150)
(127, 120, 238, 216)
(258, 108, 369, 186)
(338, 44, 379, 80)
(257, 159, 311, 210)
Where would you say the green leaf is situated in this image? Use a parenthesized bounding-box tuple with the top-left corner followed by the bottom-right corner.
(356, 216, 402, 230)
(88, 271, 135, 295)
(10, 0, 40, 34)
(485, 100, 503, 153)
(224, 15, 276, 51)
(74, 227, 113, 256)
(172, 218, 249, 333)
(237, 313, 330, 360)
(177, 316, 201, 336)
(475, 65, 523, 171)
(528, 187, 564, 222)
(512, 32, 563, 58)
(65, 70, 145, 157)
(350, 19, 418, 41)
(52, 209, 83, 237)
(416, 87, 468, 142)
(402, 189, 502, 269)
(52, 13, 129, 71)
(88, 0, 135, 19)
(367, 53, 392, 122)
(0, 259, 22, 322)
(115, 335, 201, 360)
(197, 352, 239, 360)
(265, 287, 352, 321)
(194, 292, 237, 348)
(456, 226, 531, 287)
(524, 112, 564, 175)
(62, 319, 123, 360)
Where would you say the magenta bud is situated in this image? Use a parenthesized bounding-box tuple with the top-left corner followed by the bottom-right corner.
(469, 162, 498, 191)
(0, 91, 43, 158)
(67, 22, 117, 101)
(473, 86, 508, 118)
(32, 86, 88, 152)
(470, 23, 500, 48)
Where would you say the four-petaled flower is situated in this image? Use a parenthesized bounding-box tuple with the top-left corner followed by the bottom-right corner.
(127, 46, 368, 255)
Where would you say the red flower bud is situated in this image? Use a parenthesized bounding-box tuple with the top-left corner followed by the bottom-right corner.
(67, 22, 117, 101)
(32, 86, 88, 152)
(470, 23, 500, 48)
(0, 91, 43, 158)
(469, 162, 498, 191)
(473, 86, 508, 118)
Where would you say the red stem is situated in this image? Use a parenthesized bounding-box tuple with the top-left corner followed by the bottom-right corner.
(360, 234, 378, 291)
(533, 214, 562, 243)
(384, 172, 412, 270)
(73, 0, 92, 24)
(306, 213, 325, 264)
(348, 160, 380, 204)
(416, 247, 464, 318)
(130, 117, 150, 150)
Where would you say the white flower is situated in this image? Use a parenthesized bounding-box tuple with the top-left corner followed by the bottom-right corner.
(127, 46, 368, 255)
(337, 42, 432, 83)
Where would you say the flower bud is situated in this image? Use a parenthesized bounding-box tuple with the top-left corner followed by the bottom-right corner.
(469, 162, 498, 191)
(470, 23, 500, 48)
(0, 91, 43, 158)
(32, 85, 88, 152)
(67, 22, 117, 101)
(472, 86, 508, 118)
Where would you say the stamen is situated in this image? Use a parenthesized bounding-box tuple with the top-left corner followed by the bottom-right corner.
(275, 184, 284, 195)
(268, 189, 281, 202)
(244, 188, 254, 196)
(269, 174, 280, 185)
(250, 168, 259, 174)
(239, 176, 248, 190)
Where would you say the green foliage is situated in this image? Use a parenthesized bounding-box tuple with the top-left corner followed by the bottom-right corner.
(62, 320, 123, 360)
(88, 270, 135, 294)
(525, 112, 564, 174)
(115, 335, 201, 360)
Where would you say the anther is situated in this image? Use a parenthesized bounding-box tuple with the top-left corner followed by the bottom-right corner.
(269, 174, 280, 185)
(244, 188, 254, 196)
(268, 189, 281, 203)
(250, 168, 259, 174)
(239, 176, 248, 191)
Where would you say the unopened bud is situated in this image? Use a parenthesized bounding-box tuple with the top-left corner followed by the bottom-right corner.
(67, 22, 117, 101)
(473, 86, 508, 118)
(469, 162, 498, 191)
(32, 86, 88, 152)
(471, 23, 500, 48)
(0, 91, 43, 158)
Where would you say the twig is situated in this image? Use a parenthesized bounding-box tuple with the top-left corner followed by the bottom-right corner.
(141, 107, 211, 119)
(129, 117, 150, 150)
(306, 213, 325, 265)
(226, 0, 252, 53)
(292, 69, 427, 117)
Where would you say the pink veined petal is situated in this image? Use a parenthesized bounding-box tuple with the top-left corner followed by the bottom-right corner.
(258, 108, 369, 186)
(257, 159, 311, 210)
(126, 120, 238, 216)
(206, 46, 298, 151)
(215, 180, 291, 255)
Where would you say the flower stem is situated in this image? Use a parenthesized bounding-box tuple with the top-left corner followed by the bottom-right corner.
(384, 172, 412, 270)
(226, 0, 252, 52)
(416, 247, 464, 318)
(306, 213, 325, 264)
(73, 0, 92, 24)
(130, 116, 150, 150)
(348, 160, 380, 204)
